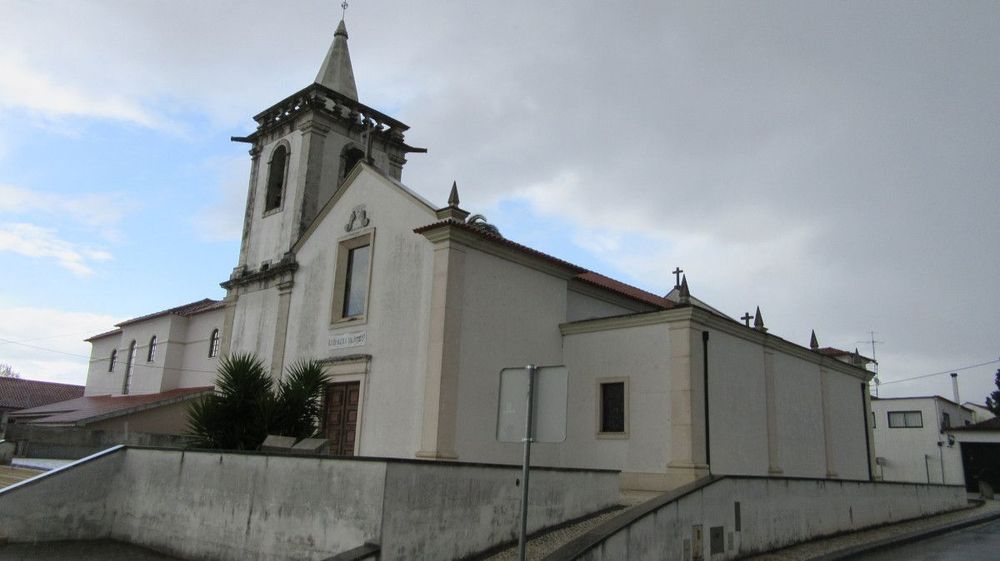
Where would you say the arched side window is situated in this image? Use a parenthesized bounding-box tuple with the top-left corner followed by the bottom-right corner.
(264, 144, 289, 212)
(208, 329, 220, 358)
(340, 146, 365, 184)
(147, 335, 157, 362)
(108, 349, 117, 372)
(123, 340, 137, 395)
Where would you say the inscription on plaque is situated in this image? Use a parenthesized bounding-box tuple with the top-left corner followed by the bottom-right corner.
(330, 331, 367, 349)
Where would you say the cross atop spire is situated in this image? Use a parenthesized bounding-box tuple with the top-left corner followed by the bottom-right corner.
(315, 17, 359, 100)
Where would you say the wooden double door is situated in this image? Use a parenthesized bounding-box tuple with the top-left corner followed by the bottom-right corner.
(325, 381, 360, 456)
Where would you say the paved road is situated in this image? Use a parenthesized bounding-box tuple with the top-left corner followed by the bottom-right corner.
(0, 540, 181, 561)
(845, 518, 1000, 561)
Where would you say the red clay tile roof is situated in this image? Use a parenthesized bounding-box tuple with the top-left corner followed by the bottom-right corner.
(414, 220, 672, 310)
(8, 386, 212, 426)
(85, 299, 225, 341)
(0, 378, 85, 411)
(115, 298, 224, 327)
(84, 328, 123, 342)
(575, 272, 674, 310)
(815, 347, 874, 363)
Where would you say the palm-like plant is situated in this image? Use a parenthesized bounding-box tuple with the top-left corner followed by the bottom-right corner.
(271, 360, 330, 440)
(465, 214, 501, 237)
(186, 354, 330, 450)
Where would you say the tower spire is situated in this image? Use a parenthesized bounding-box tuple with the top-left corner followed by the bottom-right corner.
(315, 14, 359, 100)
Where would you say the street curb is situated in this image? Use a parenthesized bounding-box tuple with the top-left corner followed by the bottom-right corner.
(807, 508, 1000, 561)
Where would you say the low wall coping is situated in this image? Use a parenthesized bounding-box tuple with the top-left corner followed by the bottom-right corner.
(0, 444, 124, 496)
(127, 445, 621, 474)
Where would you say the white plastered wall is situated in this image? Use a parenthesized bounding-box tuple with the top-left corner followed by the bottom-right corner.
(872, 397, 970, 485)
(177, 310, 224, 389)
(286, 169, 436, 458)
(560, 323, 672, 474)
(244, 133, 304, 268)
(449, 246, 568, 466)
(704, 329, 770, 476)
(230, 289, 279, 369)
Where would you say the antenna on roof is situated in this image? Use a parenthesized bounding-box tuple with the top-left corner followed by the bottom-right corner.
(858, 330, 883, 396)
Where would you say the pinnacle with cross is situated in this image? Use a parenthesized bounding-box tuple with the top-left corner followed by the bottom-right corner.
(672, 267, 684, 288)
(741, 312, 753, 327)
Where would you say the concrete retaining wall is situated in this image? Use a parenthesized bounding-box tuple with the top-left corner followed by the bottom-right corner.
(380, 461, 620, 560)
(0, 446, 123, 542)
(549, 476, 967, 561)
(5, 423, 189, 459)
(0, 446, 619, 561)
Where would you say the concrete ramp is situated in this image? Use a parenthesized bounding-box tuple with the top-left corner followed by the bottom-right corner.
(541, 476, 967, 561)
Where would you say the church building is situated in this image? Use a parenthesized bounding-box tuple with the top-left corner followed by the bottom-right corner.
(29, 18, 876, 491)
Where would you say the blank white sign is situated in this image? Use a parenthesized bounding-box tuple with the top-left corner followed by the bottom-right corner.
(496, 365, 568, 443)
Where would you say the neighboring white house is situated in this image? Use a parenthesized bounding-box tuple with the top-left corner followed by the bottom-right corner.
(870, 396, 973, 485)
(22, 18, 878, 491)
(962, 401, 996, 424)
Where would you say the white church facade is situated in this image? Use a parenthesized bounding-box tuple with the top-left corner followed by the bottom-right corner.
(39, 19, 877, 491)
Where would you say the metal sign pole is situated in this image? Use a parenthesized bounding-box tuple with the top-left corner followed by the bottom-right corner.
(517, 364, 537, 561)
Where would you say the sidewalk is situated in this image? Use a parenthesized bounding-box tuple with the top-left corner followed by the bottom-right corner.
(744, 498, 1000, 561)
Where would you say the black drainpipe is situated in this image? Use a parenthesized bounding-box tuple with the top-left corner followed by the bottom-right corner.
(703, 331, 711, 470)
(862, 382, 874, 481)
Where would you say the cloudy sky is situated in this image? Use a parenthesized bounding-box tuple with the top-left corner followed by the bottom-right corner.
(1, 1, 998, 403)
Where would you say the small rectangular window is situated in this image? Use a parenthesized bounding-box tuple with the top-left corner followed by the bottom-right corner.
(888, 410, 923, 428)
(599, 381, 626, 434)
(942, 412, 951, 429)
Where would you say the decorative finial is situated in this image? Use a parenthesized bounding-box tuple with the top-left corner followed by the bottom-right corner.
(678, 275, 690, 303)
(672, 267, 684, 288)
(448, 181, 460, 207)
(810, 330, 819, 350)
(753, 306, 767, 332)
(341, 0, 349, 19)
(741, 312, 752, 327)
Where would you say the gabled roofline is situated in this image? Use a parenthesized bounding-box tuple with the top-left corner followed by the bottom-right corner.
(292, 161, 437, 254)
(415, 219, 586, 280)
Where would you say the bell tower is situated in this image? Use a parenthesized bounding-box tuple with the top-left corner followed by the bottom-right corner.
(228, 16, 426, 277)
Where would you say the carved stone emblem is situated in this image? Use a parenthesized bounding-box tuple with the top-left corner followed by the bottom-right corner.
(345, 205, 371, 232)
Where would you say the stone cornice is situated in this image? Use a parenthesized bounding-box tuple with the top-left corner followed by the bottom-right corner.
(220, 256, 298, 291)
